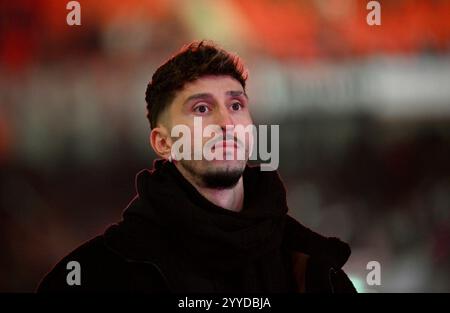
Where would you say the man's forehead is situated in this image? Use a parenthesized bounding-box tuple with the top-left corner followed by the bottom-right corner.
(180, 75, 244, 97)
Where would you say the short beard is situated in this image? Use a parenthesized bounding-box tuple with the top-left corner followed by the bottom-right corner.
(180, 160, 245, 189)
(202, 168, 243, 189)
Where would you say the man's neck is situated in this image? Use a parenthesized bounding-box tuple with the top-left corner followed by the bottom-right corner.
(174, 162, 244, 212)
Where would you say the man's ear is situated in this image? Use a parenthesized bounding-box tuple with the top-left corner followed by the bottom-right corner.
(150, 126, 172, 160)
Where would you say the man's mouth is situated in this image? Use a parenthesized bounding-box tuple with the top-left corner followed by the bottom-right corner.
(213, 140, 238, 151)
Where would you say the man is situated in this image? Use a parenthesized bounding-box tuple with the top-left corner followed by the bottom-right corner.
(37, 41, 356, 293)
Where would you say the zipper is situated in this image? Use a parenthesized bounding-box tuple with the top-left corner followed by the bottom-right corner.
(328, 267, 337, 293)
(126, 259, 172, 291)
(103, 237, 172, 291)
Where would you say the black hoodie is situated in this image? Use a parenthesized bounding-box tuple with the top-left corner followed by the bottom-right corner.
(37, 159, 356, 293)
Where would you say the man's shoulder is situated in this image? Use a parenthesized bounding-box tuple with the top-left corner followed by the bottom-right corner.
(37, 220, 171, 293)
(285, 216, 357, 293)
(37, 234, 129, 292)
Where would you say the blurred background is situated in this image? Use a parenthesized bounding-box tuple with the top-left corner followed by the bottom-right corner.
(1, 0, 449, 292)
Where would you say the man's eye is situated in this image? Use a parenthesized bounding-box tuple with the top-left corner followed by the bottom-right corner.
(193, 104, 210, 114)
(231, 102, 242, 111)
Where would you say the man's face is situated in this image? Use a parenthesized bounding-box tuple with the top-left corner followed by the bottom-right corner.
(164, 75, 254, 188)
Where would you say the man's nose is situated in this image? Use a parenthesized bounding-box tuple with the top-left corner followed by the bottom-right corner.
(215, 106, 234, 130)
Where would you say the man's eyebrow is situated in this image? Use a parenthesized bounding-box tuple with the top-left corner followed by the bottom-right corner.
(184, 93, 214, 104)
(226, 90, 248, 99)
(183, 90, 248, 105)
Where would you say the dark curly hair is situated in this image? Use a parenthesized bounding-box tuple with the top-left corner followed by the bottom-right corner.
(145, 40, 248, 129)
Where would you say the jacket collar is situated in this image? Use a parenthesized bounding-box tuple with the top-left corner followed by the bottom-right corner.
(104, 160, 351, 272)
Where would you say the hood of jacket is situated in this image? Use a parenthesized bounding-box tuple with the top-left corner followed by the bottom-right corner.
(103, 159, 352, 291)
